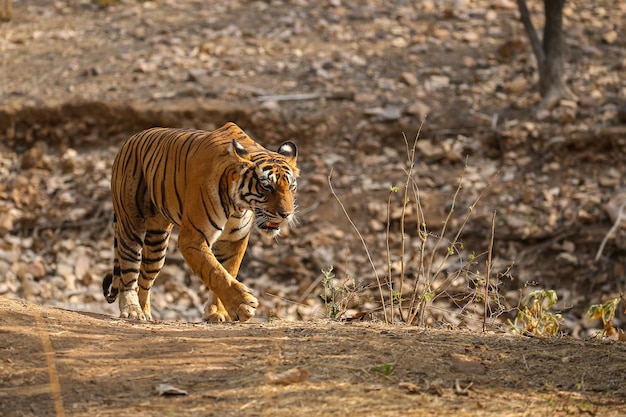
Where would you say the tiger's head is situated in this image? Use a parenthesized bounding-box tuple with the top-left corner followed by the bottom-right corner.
(231, 139, 299, 236)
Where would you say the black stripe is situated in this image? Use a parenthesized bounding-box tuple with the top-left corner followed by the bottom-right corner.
(215, 253, 235, 264)
(188, 220, 212, 248)
(144, 236, 169, 247)
(118, 239, 142, 262)
(200, 189, 224, 232)
(230, 217, 252, 234)
(120, 279, 137, 287)
(134, 180, 146, 219)
(141, 255, 166, 264)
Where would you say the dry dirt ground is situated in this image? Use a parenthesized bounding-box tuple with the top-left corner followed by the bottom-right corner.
(2, 297, 626, 417)
(1, 0, 626, 415)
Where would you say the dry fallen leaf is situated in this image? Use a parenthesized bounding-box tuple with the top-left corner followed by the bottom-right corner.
(398, 381, 420, 394)
(266, 367, 310, 385)
(155, 384, 188, 396)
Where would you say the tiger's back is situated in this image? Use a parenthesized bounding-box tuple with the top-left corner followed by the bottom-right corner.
(103, 122, 298, 322)
(111, 125, 263, 225)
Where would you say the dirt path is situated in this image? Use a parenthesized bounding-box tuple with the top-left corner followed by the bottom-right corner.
(1, 1, 626, 415)
(1, 297, 625, 416)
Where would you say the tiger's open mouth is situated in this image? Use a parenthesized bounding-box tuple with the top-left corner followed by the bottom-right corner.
(258, 221, 282, 232)
(255, 209, 283, 233)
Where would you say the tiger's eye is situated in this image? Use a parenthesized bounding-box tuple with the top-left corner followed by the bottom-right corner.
(260, 180, 274, 192)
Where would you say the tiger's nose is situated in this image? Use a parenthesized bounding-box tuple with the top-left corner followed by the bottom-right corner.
(278, 210, 292, 219)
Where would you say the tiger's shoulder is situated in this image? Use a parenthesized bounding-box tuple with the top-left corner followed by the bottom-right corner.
(210, 122, 266, 153)
(139, 123, 265, 152)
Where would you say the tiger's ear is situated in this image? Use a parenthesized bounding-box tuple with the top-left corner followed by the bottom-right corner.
(277, 141, 297, 166)
(230, 139, 251, 161)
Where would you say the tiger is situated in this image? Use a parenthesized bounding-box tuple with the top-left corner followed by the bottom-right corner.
(101, 122, 298, 322)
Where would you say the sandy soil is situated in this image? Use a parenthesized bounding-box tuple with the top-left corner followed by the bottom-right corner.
(2, 297, 626, 417)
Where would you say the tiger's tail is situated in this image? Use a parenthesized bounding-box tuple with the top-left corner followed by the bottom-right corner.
(102, 214, 120, 303)
(102, 272, 118, 303)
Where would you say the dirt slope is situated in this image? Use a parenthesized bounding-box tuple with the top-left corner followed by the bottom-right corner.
(1, 0, 625, 332)
(1, 297, 626, 417)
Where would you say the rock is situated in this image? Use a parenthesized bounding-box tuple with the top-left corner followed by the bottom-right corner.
(23, 261, 47, 280)
(364, 106, 402, 121)
(557, 108, 575, 124)
(560, 100, 577, 109)
(599, 176, 620, 188)
(462, 56, 476, 68)
(429, 75, 450, 89)
(462, 31, 479, 43)
(0, 205, 15, 234)
(20, 146, 49, 170)
(368, 219, 385, 232)
(134, 61, 157, 73)
(556, 252, 578, 266)
(400, 72, 418, 87)
(493, 0, 517, 9)
(506, 216, 526, 229)
(602, 30, 618, 44)
(391, 37, 408, 48)
(404, 100, 431, 120)
(21, 277, 42, 298)
(603, 193, 626, 224)
(353, 93, 378, 104)
(416, 139, 445, 161)
(561, 240, 576, 253)
(74, 254, 91, 282)
(60, 148, 78, 173)
(485, 9, 497, 21)
(535, 109, 552, 121)
(432, 27, 450, 41)
(506, 76, 528, 95)
(187, 68, 209, 83)
(266, 367, 309, 385)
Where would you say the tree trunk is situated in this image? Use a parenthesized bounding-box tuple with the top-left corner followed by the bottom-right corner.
(1, 0, 12, 22)
(516, 0, 576, 109)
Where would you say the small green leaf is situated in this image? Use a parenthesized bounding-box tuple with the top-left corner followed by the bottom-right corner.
(371, 363, 393, 375)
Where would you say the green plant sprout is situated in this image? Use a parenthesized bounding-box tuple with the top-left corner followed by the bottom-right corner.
(370, 363, 394, 376)
(321, 266, 363, 320)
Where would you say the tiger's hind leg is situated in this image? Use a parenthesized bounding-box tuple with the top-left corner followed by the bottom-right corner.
(138, 216, 173, 320)
(113, 215, 147, 320)
(204, 293, 228, 323)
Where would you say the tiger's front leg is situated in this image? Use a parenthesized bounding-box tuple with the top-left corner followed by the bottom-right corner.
(179, 226, 258, 322)
(203, 232, 252, 322)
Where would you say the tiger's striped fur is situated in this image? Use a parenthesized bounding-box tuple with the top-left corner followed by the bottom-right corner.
(102, 122, 298, 322)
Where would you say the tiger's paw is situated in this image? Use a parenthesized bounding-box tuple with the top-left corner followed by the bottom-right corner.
(203, 303, 230, 323)
(222, 288, 258, 322)
(121, 307, 147, 321)
(119, 290, 149, 321)
(234, 298, 257, 322)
